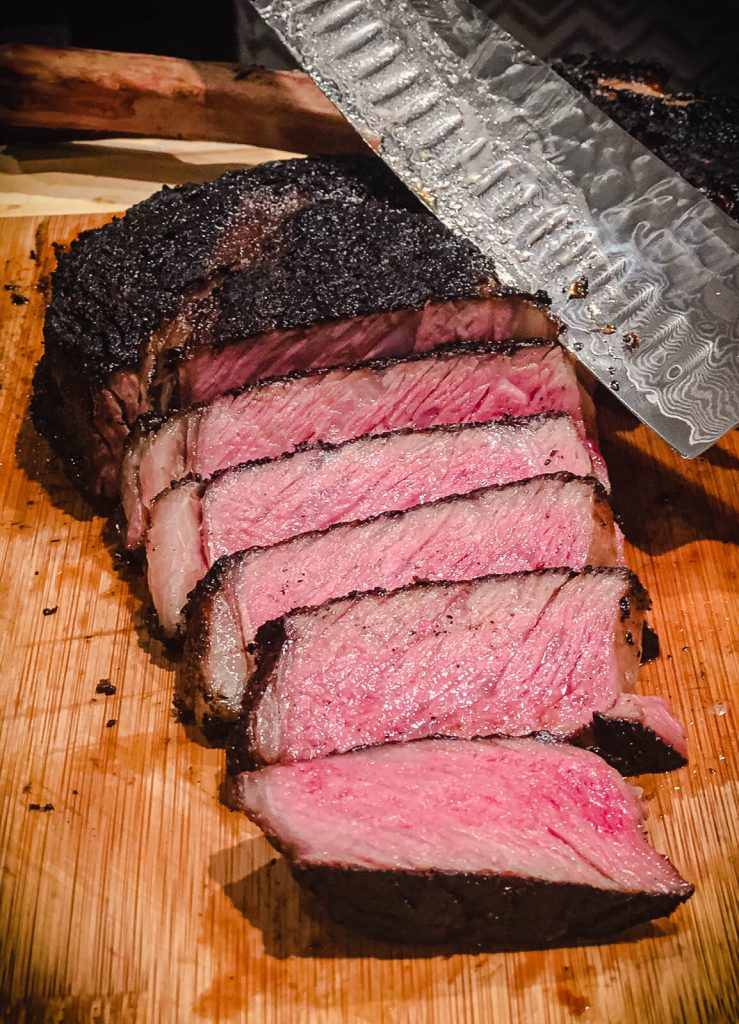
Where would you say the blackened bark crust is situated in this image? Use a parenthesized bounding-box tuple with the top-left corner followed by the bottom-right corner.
(291, 864, 693, 948)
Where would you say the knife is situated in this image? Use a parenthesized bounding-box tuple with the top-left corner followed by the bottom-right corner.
(250, 0, 739, 456)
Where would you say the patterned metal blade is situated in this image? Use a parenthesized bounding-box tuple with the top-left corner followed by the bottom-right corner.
(252, 0, 739, 456)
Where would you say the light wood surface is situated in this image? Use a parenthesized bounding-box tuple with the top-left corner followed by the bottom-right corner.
(0, 138, 302, 218)
(0, 204, 737, 1023)
(0, 45, 363, 156)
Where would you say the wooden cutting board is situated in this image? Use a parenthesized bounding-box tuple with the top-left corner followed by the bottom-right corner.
(0, 210, 737, 1024)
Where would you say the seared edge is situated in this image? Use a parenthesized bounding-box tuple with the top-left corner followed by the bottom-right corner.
(556, 54, 739, 219)
(226, 752, 693, 947)
(582, 714, 688, 775)
(244, 565, 649, 660)
(289, 864, 693, 948)
(186, 200, 505, 352)
(122, 338, 572, 546)
(42, 156, 423, 384)
(37, 155, 540, 497)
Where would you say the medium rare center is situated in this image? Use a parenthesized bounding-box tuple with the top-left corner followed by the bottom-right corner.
(235, 568, 649, 767)
(120, 342, 605, 549)
(181, 474, 624, 735)
(147, 414, 595, 635)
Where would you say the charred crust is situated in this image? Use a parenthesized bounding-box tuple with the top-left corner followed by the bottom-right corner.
(589, 713, 688, 775)
(225, 723, 262, 775)
(180, 586, 287, 751)
(235, 774, 692, 935)
(641, 624, 660, 664)
(584, 475, 613, 508)
(252, 617, 288, 660)
(30, 357, 112, 508)
(128, 411, 169, 439)
(176, 604, 210, 723)
(231, 618, 290, 767)
(177, 549, 244, 718)
(37, 151, 560, 495)
(554, 54, 671, 92)
(286, 864, 693, 948)
(41, 156, 426, 384)
(555, 54, 739, 220)
(145, 606, 186, 649)
(242, 566, 647, 635)
(620, 576, 653, 621)
(30, 357, 65, 459)
(204, 201, 499, 350)
(184, 550, 245, 609)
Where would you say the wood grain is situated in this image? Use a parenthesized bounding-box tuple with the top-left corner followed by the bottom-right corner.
(0, 212, 737, 1024)
(0, 138, 303, 218)
(0, 44, 364, 156)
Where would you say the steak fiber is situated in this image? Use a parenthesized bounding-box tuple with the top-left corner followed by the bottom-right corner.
(121, 342, 603, 549)
(226, 568, 653, 767)
(147, 414, 596, 636)
(181, 474, 623, 734)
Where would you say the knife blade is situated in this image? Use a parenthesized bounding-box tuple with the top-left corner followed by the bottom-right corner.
(250, 0, 739, 456)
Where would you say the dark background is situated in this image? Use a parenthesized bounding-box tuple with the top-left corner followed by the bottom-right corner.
(3, 0, 739, 97)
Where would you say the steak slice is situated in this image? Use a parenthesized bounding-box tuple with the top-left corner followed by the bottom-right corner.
(147, 414, 594, 636)
(228, 568, 653, 768)
(35, 155, 557, 500)
(228, 737, 694, 948)
(121, 341, 604, 550)
(180, 474, 623, 736)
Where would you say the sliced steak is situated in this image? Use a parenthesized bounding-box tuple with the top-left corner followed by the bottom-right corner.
(181, 474, 623, 736)
(147, 414, 594, 636)
(228, 737, 694, 947)
(121, 342, 604, 550)
(35, 156, 557, 500)
(228, 568, 652, 768)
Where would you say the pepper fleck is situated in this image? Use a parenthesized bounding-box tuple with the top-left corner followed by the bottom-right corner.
(567, 276, 589, 300)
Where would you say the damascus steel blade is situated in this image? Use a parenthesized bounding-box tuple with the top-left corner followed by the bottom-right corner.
(251, 0, 739, 455)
